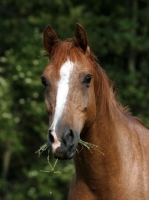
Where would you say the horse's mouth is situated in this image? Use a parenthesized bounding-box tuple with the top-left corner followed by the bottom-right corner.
(54, 154, 73, 160)
(53, 149, 76, 160)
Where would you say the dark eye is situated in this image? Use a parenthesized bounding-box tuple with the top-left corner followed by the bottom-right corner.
(41, 76, 48, 88)
(83, 74, 92, 87)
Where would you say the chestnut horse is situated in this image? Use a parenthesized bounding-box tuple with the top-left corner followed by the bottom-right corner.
(41, 24, 149, 200)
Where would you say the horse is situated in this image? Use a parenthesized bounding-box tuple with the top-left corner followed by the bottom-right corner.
(41, 23, 149, 200)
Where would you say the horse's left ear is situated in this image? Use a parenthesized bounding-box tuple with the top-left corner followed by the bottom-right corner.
(43, 25, 59, 55)
(74, 23, 88, 53)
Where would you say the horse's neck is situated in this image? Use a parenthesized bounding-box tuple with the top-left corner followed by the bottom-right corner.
(73, 87, 149, 199)
(74, 96, 126, 188)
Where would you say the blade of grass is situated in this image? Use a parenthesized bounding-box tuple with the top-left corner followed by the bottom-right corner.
(78, 139, 104, 155)
(40, 150, 61, 173)
(35, 139, 104, 156)
(35, 141, 49, 157)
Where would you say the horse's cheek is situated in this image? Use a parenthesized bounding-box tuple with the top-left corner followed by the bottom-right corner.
(45, 94, 56, 125)
(84, 92, 96, 128)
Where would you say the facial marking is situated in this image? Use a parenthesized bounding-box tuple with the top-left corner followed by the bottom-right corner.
(50, 124, 61, 153)
(52, 59, 74, 127)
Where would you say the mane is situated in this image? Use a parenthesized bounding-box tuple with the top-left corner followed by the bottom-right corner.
(48, 40, 141, 123)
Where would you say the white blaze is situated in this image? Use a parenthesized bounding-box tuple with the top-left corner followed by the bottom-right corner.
(52, 59, 74, 129)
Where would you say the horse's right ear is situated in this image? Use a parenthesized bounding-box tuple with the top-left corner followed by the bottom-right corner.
(43, 25, 59, 55)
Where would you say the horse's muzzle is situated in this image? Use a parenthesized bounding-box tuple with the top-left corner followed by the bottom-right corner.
(47, 127, 79, 160)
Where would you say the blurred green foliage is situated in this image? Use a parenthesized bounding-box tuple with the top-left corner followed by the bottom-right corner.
(0, 0, 149, 199)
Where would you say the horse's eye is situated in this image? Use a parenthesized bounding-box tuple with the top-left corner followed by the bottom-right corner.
(41, 76, 48, 88)
(83, 74, 92, 87)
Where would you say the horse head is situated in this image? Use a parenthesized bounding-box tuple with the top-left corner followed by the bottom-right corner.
(41, 24, 99, 159)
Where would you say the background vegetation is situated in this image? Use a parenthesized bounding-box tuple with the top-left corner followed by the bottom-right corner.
(0, 0, 149, 199)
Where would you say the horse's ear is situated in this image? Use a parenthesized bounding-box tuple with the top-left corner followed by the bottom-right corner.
(74, 23, 88, 52)
(43, 25, 59, 55)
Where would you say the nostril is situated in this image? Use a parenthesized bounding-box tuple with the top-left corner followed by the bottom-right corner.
(66, 129, 73, 139)
(48, 129, 54, 144)
(64, 129, 74, 147)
